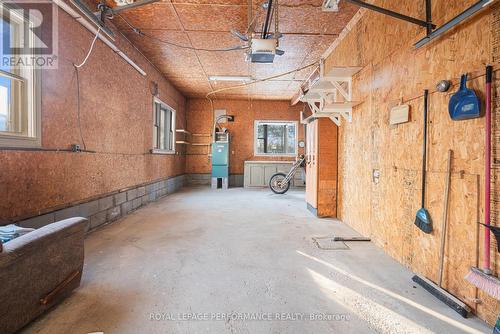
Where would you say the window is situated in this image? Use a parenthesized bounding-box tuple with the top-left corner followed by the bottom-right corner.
(0, 7, 41, 147)
(254, 121, 297, 156)
(152, 98, 175, 154)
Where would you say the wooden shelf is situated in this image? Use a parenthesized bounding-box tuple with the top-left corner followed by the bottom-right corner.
(323, 101, 362, 112)
(300, 66, 363, 126)
(307, 80, 336, 93)
(176, 129, 191, 135)
(323, 66, 362, 78)
(176, 141, 191, 145)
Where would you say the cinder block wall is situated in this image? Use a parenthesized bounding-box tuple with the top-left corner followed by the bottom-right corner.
(0, 9, 187, 223)
(18, 175, 185, 232)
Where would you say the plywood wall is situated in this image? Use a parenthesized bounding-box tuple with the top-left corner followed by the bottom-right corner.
(185, 99, 305, 175)
(324, 0, 500, 324)
(317, 119, 338, 217)
(0, 9, 186, 220)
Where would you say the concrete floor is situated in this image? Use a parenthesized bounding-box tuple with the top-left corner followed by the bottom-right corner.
(22, 187, 491, 334)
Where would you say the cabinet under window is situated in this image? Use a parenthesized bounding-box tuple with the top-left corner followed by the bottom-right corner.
(152, 98, 176, 154)
(254, 121, 297, 156)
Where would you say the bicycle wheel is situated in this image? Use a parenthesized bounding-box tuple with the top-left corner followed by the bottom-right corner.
(269, 173, 290, 194)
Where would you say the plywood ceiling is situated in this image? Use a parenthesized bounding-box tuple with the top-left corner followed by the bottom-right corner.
(106, 0, 359, 99)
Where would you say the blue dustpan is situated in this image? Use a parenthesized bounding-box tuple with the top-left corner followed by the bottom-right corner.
(448, 74, 480, 120)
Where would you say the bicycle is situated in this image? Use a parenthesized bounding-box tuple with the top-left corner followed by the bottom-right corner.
(269, 155, 306, 194)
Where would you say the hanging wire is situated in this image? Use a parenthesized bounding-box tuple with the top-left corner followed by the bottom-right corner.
(204, 61, 317, 156)
(73, 67, 86, 151)
(117, 14, 249, 52)
(74, 27, 101, 68)
(72, 27, 102, 150)
(206, 62, 318, 98)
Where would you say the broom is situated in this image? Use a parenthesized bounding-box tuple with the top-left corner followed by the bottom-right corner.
(414, 90, 433, 234)
(465, 65, 500, 301)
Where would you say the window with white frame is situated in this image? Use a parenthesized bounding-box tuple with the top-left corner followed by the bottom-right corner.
(0, 7, 41, 147)
(152, 98, 175, 153)
(254, 121, 297, 156)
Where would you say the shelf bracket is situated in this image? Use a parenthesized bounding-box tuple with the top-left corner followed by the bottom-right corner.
(329, 115, 341, 126)
(331, 80, 350, 101)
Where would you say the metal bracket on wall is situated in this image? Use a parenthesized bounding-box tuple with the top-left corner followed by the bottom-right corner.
(415, 0, 495, 48)
(344, 0, 435, 30)
(344, 0, 495, 49)
(71, 0, 115, 38)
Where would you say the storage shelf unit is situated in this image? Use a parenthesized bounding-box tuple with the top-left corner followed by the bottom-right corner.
(185, 132, 212, 156)
(176, 131, 211, 144)
(300, 66, 362, 126)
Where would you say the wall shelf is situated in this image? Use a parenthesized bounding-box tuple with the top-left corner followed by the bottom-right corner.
(176, 141, 191, 145)
(300, 66, 362, 126)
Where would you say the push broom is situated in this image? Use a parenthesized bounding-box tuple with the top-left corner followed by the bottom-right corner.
(465, 65, 500, 300)
(412, 150, 471, 317)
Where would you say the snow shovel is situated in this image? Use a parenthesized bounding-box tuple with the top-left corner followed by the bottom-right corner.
(448, 74, 480, 120)
(415, 90, 433, 234)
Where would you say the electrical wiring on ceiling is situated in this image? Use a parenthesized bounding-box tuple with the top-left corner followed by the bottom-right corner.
(203, 61, 317, 157)
(117, 14, 249, 52)
(205, 62, 318, 98)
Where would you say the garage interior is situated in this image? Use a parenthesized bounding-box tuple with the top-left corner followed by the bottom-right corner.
(1, 0, 499, 333)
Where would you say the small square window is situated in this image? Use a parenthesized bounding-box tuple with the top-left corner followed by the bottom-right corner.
(254, 121, 297, 156)
(152, 98, 175, 154)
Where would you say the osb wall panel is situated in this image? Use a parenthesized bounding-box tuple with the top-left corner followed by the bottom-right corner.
(317, 119, 338, 217)
(325, 0, 499, 324)
(0, 10, 186, 220)
(185, 99, 305, 174)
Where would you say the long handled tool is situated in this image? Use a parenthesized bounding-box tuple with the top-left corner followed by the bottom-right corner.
(414, 90, 433, 234)
(438, 149, 453, 287)
(413, 150, 471, 317)
(465, 65, 500, 300)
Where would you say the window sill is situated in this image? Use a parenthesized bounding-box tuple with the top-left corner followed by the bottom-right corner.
(0, 133, 41, 148)
(254, 153, 297, 158)
(150, 149, 176, 155)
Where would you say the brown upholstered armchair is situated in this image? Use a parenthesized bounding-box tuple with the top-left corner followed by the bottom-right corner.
(0, 217, 88, 334)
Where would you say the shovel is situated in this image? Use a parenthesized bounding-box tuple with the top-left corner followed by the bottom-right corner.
(448, 74, 480, 120)
(415, 90, 432, 234)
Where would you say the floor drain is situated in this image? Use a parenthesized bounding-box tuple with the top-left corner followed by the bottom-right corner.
(312, 237, 350, 250)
